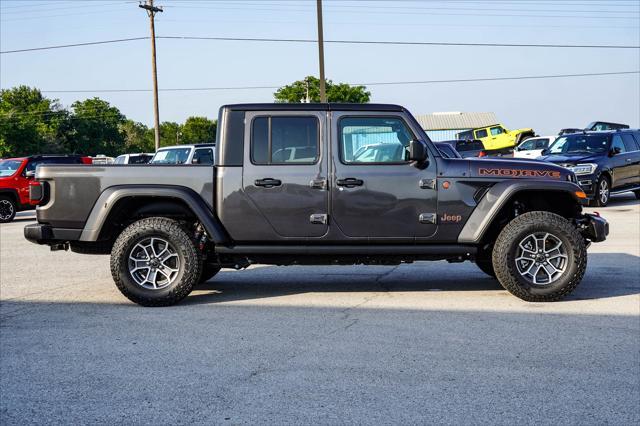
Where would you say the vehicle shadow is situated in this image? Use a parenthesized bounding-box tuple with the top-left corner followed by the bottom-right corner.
(186, 252, 639, 306)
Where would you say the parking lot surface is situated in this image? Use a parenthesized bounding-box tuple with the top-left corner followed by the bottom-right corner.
(1, 195, 639, 424)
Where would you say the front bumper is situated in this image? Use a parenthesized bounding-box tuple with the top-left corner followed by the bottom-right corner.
(578, 213, 609, 243)
(576, 174, 597, 198)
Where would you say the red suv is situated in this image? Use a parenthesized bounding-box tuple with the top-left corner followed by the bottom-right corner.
(0, 155, 91, 223)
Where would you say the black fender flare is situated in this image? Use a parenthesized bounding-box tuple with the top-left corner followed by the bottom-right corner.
(79, 185, 230, 245)
(457, 180, 584, 244)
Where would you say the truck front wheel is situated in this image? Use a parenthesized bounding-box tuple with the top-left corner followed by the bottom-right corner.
(0, 196, 17, 223)
(110, 217, 203, 306)
(492, 211, 587, 302)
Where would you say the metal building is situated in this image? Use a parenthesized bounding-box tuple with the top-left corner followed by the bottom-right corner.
(415, 112, 498, 141)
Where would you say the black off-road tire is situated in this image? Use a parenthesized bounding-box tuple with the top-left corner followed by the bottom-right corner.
(0, 196, 17, 223)
(634, 190, 640, 200)
(110, 217, 202, 307)
(492, 211, 587, 302)
(199, 263, 221, 284)
(590, 175, 610, 207)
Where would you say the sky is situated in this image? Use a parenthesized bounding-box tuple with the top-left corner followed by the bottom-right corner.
(1, 0, 639, 135)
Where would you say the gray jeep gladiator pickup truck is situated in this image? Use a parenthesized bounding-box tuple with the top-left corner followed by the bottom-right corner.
(24, 103, 608, 306)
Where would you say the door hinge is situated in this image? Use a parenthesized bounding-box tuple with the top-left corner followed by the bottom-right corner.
(419, 178, 436, 190)
(419, 213, 437, 224)
(310, 213, 328, 225)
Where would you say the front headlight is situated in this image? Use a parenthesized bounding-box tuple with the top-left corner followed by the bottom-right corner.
(568, 163, 597, 175)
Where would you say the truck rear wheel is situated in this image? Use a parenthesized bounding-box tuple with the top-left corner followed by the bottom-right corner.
(492, 211, 586, 302)
(110, 217, 202, 306)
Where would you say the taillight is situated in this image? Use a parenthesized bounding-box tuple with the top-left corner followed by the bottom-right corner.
(478, 151, 487, 157)
(81, 156, 93, 164)
(29, 181, 44, 204)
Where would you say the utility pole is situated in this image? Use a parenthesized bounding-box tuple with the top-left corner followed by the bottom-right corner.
(139, 0, 163, 151)
(316, 0, 327, 103)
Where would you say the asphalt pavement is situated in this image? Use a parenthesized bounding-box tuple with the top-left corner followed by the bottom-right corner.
(1, 194, 639, 425)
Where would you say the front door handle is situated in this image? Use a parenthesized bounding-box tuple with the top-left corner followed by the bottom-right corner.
(255, 178, 282, 188)
(336, 178, 363, 188)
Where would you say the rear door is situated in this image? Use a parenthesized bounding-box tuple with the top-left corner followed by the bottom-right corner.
(621, 132, 640, 186)
(331, 112, 438, 240)
(610, 134, 633, 189)
(242, 111, 328, 238)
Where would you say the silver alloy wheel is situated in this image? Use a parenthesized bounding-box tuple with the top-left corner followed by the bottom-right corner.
(515, 232, 568, 285)
(0, 199, 14, 221)
(599, 179, 609, 205)
(128, 237, 180, 290)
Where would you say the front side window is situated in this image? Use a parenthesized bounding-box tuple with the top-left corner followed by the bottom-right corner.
(0, 160, 23, 177)
(611, 135, 626, 153)
(490, 127, 504, 136)
(340, 117, 414, 164)
(114, 155, 126, 164)
(251, 116, 319, 165)
(475, 129, 488, 139)
(192, 148, 214, 165)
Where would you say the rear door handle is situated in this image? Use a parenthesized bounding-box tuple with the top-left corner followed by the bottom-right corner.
(336, 178, 363, 188)
(255, 178, 282, 188)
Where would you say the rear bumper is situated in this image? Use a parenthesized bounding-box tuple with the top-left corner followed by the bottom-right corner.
(24, 223, 81, 246)
(579, 213, 609, 243)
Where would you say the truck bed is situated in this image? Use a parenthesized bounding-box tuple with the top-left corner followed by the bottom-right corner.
(36, 164, 214, 229)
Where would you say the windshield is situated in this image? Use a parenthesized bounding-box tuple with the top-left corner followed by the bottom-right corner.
(151, 148, 191, 164)
(548, 134, 610, 155)
(0, 160, 23, 177)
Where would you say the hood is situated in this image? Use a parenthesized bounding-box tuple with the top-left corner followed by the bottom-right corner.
(467, 157, 572, 181)
(537, 152, 602, 165)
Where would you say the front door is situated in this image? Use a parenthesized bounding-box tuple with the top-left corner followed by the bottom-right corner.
(242, 111, 328, 238)
(330, 112, 438, 240)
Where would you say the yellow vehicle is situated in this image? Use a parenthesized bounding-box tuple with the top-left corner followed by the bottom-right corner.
(457, 124, 535, 151)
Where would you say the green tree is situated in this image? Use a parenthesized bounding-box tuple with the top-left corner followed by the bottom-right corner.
(120, 120, 153, 153)
(69, 98, 125, 156)
(0, 86, 68, 157)
(274, 76, 371, 103)
(159, 121, 182, 147)
(181, 116, 216, 144)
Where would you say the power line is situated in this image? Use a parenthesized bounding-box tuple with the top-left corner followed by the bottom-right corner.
(0, 37, 149, 54)
(1, 70, 630, 98)
(159, 35, 640, 49)
(3, 36, 638, 54)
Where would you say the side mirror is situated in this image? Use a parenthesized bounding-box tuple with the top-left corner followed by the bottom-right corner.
(541, 148, 549, 156)
(610, 147, 621, 156)
(25, 170, 35, 178)
(192, 158, 200, 164)
(408, 140, 428, 163)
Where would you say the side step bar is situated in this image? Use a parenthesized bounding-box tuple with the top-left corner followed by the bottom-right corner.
(610, 186, 640, 195)
(215, 245, 477, 255)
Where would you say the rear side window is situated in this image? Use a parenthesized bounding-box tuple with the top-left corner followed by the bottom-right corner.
(192, 148, 214, 165)
(535, 138, 550, 149)
(475, 129, 488, 139)
(251, 116, 319, 165)
(621, 133, 639, 152)
(455, 140, 483, 151)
